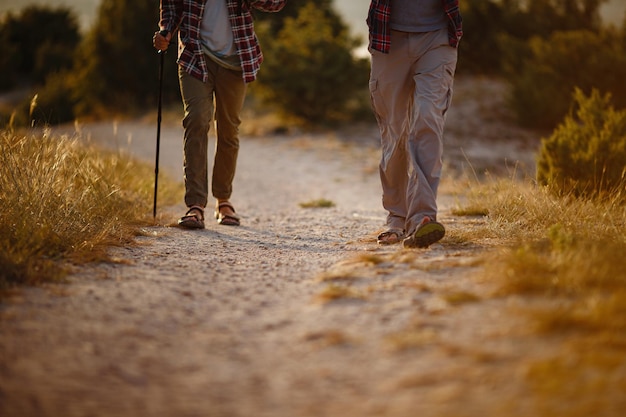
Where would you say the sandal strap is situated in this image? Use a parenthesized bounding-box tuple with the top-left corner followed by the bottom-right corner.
(377, 228, 404, 244)
(185, 205, 205, 220)
(217, 202, 239, 220)
(217, 202, 236, 212)
(378, 229, 403, 238)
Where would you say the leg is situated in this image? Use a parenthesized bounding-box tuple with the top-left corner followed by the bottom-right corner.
(212, 62, 246, 225)
(212, 63, 246, 201)
(405, 28, 457, 235)
(179, 66, 215, 209)
(369, 31, 414, 231)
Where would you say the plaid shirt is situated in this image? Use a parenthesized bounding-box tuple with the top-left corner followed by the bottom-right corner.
(160, 0, 286, 83)
(367, 0, 463, 53)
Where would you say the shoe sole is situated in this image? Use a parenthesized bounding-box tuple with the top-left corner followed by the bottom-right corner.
(403, 222, 445, 248)
(178, 219, 205, 229)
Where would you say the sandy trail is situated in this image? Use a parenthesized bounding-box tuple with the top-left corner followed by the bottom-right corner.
(0, 78, 545, 417)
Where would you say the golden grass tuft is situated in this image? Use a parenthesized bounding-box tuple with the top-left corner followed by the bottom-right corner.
(453, 175, 626, 412)
(442, 291, 481, 305)
(303, 329, 353, 347)
(315, 284, 365, 303)
(0, 130, 178, 293)
(386, 328, 439, 352)
(316, 252, 387, 282)
(316, 269, 359, 282)
(450, 205, 489, 217)
(353, 253, 386, 265)
(525, 348, 626, 417)
(465, 177, 626, 330)
(299, 198, 336, 208)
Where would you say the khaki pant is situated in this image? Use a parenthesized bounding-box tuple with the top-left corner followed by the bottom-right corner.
(369, 28, 457, 235)
(178, 59, 246, 208)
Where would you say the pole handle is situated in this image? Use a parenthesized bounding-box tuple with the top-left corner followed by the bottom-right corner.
(158, 29, 169, 54)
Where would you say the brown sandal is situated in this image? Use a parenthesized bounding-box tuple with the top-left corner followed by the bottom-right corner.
(377, 228, 404, 245)
(178, 205, 205, 229)
(214, 202, 240, 226)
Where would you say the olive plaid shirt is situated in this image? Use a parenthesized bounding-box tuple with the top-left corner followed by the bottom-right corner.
(367, 0, 463, 53)
(160, 0, 286, 83)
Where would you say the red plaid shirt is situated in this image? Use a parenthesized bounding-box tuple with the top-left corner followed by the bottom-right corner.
(367, 0, 463, 53)
(160, 0, 286, 83)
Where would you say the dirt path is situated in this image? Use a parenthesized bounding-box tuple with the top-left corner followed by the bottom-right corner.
(0, 78, 547, 417)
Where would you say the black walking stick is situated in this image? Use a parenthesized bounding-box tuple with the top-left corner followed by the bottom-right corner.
(153, 31, 168, 220)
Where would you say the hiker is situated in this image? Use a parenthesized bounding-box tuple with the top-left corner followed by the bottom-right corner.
(367, 0, 462, 247)
(153, 0, 287, 229)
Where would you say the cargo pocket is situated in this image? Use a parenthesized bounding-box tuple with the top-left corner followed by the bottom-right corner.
(442, 63, 456, 117)
(369, 78, 387, 125)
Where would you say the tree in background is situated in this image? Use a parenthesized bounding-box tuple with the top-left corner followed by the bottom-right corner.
(6, 0, 366, 127)
(2, 1, 179, 126)
(0, 6, 80, 90)
(71, 0, 179, 117)
(253, 1, 370, 125)
(459, 0, 626, 130)
(508, 28, 626, 129)
(460, 0, 606, 75)
(253, 0, 344, 36)
(7, 0, 623, 132)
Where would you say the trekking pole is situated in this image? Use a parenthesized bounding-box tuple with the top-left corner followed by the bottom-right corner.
(153, 31, 167, 220)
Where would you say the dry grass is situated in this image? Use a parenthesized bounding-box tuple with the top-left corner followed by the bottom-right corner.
(315, 252, 387, 282)
(453, 175, 626, 413)
(450, 204, 489, 217)
(441, 290, 481, 305)
(386, 326, 439, 352)
(466, 177, 626, 301)
(525, 348, 626, 417)
(315, 284, 365, 303)
(316, 269, 359, 282)
(303, 329, 353, 348)
(0, 129, 179, 294)
(299, 198, 336, 208)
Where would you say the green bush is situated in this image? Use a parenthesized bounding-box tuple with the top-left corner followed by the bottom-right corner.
(459, 0, 604, 75)
(537, 88, 626, 198)
(0, 5, 80, 89)
(29, 71, 79, 126)
(4, 71, 78, 128)
(254, 2, 370, 125)
(252, 0, 339, 34)
(507, 29, 626, 129)
(71, 0, 179, 117)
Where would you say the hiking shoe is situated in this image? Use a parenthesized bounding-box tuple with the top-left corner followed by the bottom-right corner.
(403, 216, 445, 248)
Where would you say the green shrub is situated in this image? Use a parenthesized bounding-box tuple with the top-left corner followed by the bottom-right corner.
(254, 2, 370, 125)
(507, 29, 626, 129)
(537, 88, 626, 197)
(0, 5, 80, 89)
(459, 0, 604, 76)
(71, 0, 179, 117)
(3, 72, 78, 128)
(29, 71, 78, 126)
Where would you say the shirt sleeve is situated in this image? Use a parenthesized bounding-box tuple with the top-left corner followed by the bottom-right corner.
(160, 0, 183, 34)
(249, 0, 287, 13)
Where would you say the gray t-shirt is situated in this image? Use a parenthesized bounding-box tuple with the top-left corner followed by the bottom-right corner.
(390, 0, 448, 33)
(200, 0, 236, 57)
(200, 0, 240, 70)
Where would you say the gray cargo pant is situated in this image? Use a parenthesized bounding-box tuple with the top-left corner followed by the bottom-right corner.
(178, 59, 246, 209)
(369, 28, 457, 235)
